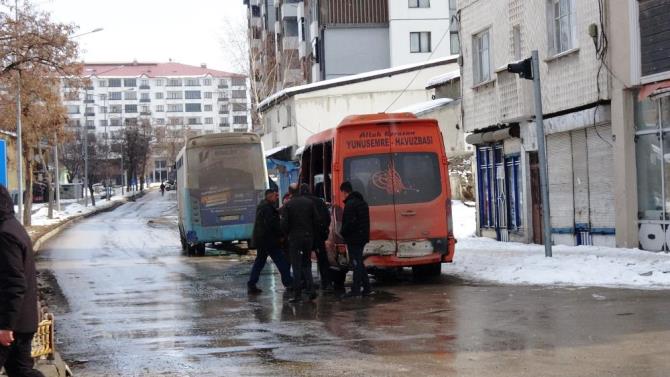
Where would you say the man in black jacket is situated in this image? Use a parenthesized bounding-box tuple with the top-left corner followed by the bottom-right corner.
(302, 184, 332, 290)
(339, 181, 372, 298)
(0, 185, 45, 377)
(281, 184, 320, 303)
(248, 189, 293, 294)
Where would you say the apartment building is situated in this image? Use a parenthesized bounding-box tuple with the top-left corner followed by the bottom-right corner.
(62, 62, 249, 182)
(460, 0, 616, 247)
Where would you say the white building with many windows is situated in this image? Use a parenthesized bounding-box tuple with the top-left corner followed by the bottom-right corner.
(62, 62, 249, 182)
(389, 0, 459, 67)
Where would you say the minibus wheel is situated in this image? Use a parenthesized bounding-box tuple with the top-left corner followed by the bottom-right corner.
(412, 263, 442, 279)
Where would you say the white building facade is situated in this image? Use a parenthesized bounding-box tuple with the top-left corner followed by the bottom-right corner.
(460, 0, 615, 247)
(389, 0, 458, 67)
(62, 62, 249, 182)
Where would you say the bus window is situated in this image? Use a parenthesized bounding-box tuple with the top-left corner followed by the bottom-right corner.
(187, 143, 266, 193)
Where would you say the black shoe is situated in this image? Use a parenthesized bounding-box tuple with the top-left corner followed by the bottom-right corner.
(247, 285, 262, 295)
(340, 291, 361, 299)
(288, 296, 303, 303)
(361, 290, 375, 297)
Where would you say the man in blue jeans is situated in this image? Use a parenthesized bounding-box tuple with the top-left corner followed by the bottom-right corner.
(248, 189, 293, 294)
(339, 181, 373, 298)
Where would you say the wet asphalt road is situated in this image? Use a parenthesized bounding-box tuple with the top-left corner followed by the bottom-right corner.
(37, 191, 670, 377)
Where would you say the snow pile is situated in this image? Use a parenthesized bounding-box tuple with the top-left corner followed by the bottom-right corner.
(449, 201, 670, 289)
(426, 69, 460, 88)
(30, 193, 130, 227)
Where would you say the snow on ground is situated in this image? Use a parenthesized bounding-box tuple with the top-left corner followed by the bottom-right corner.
(29, 192, 135, 227)
(450, 200, 670, 290)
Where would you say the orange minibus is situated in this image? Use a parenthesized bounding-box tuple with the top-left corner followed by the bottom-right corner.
(299, 113, 455, 281)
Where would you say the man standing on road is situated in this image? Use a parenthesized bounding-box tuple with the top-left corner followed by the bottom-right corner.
(0, 185, 45, 377)
(281, 184, 320, 303)
(160, 182, 166, 196)
(339, 181, 372, 298)
(303, 184, 332, 291)
(248, 189, 293, 294)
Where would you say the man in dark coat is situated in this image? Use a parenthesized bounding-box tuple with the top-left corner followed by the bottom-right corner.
(281, 184, 320, 303)
(302, 184, 332, 290)
(339, 181, 372, 298)
(248, 189, 293, 294)
(0, 185, 45, 377)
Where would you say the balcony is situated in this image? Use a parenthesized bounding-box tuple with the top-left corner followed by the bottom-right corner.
(140, 111, 152, 116)
(282, 36, 299, 51)
(139, 98, 151, 103)
(217, 97, 230, 102)
(84, 112, 95, 117)
(219, 110, 229, 114)
(219, 123, 230, 128)
(84, 99, 95, 104)
(139, 84, 150, 90)
(233, 127, 248, 132)
(217, 84, 228, 89)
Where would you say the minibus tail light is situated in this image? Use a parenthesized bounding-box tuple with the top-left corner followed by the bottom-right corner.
(446, 199, 453, 235)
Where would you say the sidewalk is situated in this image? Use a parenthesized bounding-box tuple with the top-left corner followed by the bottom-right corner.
(450, 201, 670, 290)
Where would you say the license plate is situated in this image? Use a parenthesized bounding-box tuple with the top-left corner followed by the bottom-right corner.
(220, 215, 240, 222)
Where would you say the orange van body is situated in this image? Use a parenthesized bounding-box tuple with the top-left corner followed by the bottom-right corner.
(300, 113, 455, 273)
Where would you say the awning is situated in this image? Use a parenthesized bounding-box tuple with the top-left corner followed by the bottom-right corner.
(639, 79, 670, 100)
(465, 124, 520, 145)
(264, 145, 293, 161)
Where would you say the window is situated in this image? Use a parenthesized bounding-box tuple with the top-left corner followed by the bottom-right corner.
(185, 78, 200, 86)
(155, 118, 165, 125)
(233, 116, 248, 124)
(98, 80, 107, 87)
(140, 105, 150, 113)
(86, 120, 94, 128)
(124, 104, 138, 113)
(109, 105, 122, 113)
(185, 90, 201, 99)
(98, 94, 107, 101)
(110, 118, 122, 127)
(219, 105, 229, 113)
(109, 92, 122, 100)
(167, 79, 182, 87)
(187, 117, 201, 125)
(140, 92, 150, 101)
(124, 91, 137, 100)
(66, 105, 79, 114)
(168, 117, 182, 125)
(155, 92, 164, 100)
(205, 117, 213, 124)
(108, 79, 121, 87)
(408, 0, 430, 8)
(167, 91, 183, 100)
(410, 32, 431, 53)
(473, 29, 491, 84)
(167, 104, 183, 112)
(204, 92, 213, 99)
(477, 145, 496, 227)
(547, 0, 576, 55)
(99, 106, 107, 114)
(99, 120, 108, 127)
(185, 103, 201, 112)
(204, 104, 213, 111)
(233, 103, 247, 111)
(343, 153, 441, 206)
(218, 79, 228, 87)
(232, 77, 246, 86)
(125, 118, 138, 126)
(639, 1, 670, 76)
(449, 0, 459, 55)
(67, 119, 80, 127)
(232, 90, 246, 99)
(123, 78, 136, 87)
(155, 79, 164, 86)
(505, 155, 522, 230)
(203, 79, 212, 86)
(450, 32, 460, 54)
(85, 107, 95, 115)
(140, 79, 149, 86)
(155, 105, 165, 112)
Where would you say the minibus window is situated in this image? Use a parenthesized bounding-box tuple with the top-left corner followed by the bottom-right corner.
(344, 152, 441, 206)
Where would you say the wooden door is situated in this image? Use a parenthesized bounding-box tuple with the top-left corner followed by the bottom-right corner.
(529, 152, 543, 244)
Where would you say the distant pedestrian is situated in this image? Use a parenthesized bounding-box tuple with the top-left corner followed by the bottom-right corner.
(0, 185, 45, 377)
(248, 189, 293, 294)
(160, 182, 166, 196)
(302, 184, 332, 291)
(339, 181, 372, 298)
(281, 184, 320, 303)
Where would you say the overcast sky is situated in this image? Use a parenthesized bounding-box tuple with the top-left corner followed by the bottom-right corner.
(36, 0, 247, 73)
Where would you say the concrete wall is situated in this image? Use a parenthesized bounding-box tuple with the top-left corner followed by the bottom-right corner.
(388, 0, 452, 67)
(323, 27, 390, 79)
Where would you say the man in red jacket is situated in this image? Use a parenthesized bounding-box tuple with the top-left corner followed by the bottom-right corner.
(0, 185, 44, 377)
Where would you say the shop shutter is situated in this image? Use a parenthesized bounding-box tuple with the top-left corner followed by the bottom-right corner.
(547, 132, 575, 240)
(571, 129, 590, 226)
(586, 125, 615, 232)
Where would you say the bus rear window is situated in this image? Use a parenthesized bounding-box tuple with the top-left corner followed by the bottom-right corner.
(187, 144, 266, 192)
(344, 152, 442, 206)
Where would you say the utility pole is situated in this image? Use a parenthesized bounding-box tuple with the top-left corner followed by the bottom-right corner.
(83, 88, 89, 207)
(508, 50, 552, 257)
(15, 0, 23, 224)
(54, 133, 60, 211)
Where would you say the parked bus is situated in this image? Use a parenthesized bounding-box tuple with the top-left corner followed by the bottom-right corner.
(300, 113, 455, 279)
(176, 133, 268, 256)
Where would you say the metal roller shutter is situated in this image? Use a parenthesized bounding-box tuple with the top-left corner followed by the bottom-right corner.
(547, 132, 575, 244)
(586, 125, 615, 240)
